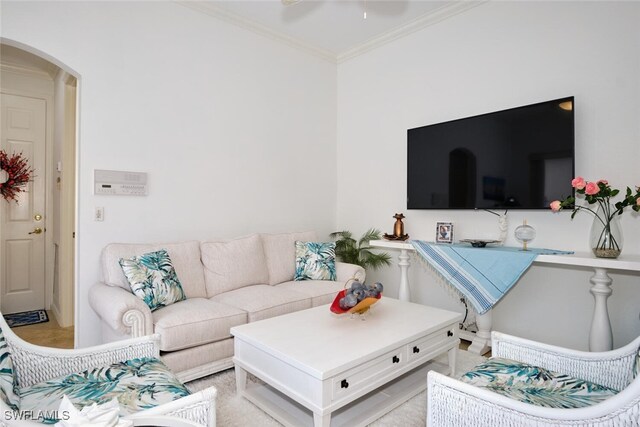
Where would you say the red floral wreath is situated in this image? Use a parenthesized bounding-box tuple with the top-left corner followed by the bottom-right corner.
(0, 150, 34, 202)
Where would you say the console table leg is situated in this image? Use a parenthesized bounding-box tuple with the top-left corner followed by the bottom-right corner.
(589, 267, 613, 351)
(468, 310, 492, 355)
(398, 249, 411, 302)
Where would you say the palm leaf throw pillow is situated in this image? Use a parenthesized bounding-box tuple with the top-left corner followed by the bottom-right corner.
(119, 249, 186, 311)
(294, 241, 337, 281)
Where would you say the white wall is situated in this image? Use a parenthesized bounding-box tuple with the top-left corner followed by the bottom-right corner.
(337, 1, 640, 350)
(3, 1, 638, 351)
(1, 1, 337, 346)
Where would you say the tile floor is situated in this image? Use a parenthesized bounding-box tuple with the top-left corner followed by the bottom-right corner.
(10, 310, 74, 349)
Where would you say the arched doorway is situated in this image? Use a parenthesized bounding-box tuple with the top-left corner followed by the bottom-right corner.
(0, 40, 78, 348)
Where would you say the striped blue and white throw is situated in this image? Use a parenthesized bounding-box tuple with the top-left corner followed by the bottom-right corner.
(410, 241, 572, 314)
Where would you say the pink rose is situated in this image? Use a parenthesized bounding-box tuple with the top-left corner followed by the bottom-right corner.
(571, 176, 586, 190)
(636, 197, 640, 206)
(585, 182, 599, 195)
(550, 200, 562, 212)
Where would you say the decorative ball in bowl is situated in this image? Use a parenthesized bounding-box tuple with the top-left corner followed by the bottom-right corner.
(330, 279, 383, 315)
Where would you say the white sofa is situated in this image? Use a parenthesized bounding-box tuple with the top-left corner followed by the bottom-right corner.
(89, 231, 365, 382)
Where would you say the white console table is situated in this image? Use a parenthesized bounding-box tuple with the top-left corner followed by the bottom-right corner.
(370, 240, 640, 354)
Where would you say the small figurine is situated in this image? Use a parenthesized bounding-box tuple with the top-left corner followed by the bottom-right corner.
(384, 213, 409, 241)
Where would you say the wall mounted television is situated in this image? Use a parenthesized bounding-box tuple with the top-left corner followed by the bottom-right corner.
(407, 97, 575, 210)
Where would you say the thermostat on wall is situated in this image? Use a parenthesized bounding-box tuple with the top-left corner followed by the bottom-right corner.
(94, 169, 148, 196)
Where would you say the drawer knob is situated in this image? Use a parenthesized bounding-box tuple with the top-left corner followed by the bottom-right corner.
(392, 355, 400, 364)
(447, 330, 454, 337)
(413, 346, 420, 354)
(341, 379, 349, 389)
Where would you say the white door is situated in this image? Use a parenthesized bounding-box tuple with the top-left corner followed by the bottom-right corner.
(0, 93, 47, 314)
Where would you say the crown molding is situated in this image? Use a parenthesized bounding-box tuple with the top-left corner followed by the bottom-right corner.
(337, 1, 488, 63)
(176, 1, 337, 63)
(176, 1, 487, 65)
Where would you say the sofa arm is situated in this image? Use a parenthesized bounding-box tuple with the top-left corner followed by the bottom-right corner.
(335, 262, 366, 283)
(89, 283, 153, 338)
(492, 331, 639, 391)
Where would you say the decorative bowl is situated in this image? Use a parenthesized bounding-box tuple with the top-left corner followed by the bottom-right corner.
(460, 239, 500, 248)
(330, 289, 381, 315)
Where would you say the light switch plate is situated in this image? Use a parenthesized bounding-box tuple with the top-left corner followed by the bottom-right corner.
(95, 207, 104, 222)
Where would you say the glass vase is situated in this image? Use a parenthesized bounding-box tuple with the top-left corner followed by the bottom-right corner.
(589, 207, 623, 258)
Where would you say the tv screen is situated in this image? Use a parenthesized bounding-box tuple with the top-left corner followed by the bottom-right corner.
(407, 97, 574, 210)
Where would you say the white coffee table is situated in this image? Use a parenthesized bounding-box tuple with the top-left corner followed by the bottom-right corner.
(231, 298, 462, 427)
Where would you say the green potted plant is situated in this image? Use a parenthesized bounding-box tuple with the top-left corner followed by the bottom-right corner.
(330, 229, 392, 270)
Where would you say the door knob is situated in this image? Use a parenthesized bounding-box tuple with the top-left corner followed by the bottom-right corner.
(34, 214, 42, 221)
(28, 228, 43, 235)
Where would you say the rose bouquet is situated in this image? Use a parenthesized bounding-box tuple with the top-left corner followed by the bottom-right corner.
(550, 177, 640, 258)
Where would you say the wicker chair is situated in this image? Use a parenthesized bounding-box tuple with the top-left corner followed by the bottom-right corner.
(0, 313, 216, 426)
(427, 331, 640, 426)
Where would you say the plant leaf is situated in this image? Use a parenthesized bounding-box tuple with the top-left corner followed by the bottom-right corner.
(358, 228, 382, 247)
(332, 228, 389, 270)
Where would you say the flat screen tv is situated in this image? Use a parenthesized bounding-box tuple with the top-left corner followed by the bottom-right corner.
(407, 97, 574, 210)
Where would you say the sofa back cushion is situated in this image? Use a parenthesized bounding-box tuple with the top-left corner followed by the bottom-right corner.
(201, 234, 269, 297)
(261, 231, 317, 285)
(101, 241, 207, 298)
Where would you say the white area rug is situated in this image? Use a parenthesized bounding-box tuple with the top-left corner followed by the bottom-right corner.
(187, 349, 486, 426)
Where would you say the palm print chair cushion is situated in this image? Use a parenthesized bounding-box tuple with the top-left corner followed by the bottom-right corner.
(460, 357, 618, 409)
(0, 330, 20, 411)
(19, 357, 191, 424)
(0, 313, 215, 426)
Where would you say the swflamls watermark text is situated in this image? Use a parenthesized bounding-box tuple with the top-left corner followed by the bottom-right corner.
(3, 409, 71, 422)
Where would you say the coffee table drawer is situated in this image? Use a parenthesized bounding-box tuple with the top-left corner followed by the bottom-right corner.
(407, 323, 458, 363)
(332, 347, 406, 401)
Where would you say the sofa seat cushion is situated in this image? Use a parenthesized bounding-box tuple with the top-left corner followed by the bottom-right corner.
(201, 234, 270, 297)
(210, 285, 312, 322)
(261, 231, 316, 285)
(153, 298, 247, 352)
(276, 280, 345, 307)
(461, 357, 618, 409)
(102, 241, 207, 298)
(19, 357, 190, 424)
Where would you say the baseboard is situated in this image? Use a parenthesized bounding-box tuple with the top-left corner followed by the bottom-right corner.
(50, 301, 73, 328)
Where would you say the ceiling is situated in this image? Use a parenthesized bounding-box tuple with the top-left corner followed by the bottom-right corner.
(180, 1, 485, 62)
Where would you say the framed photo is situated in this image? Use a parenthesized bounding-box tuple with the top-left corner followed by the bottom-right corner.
(435, 222, 454, 244)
